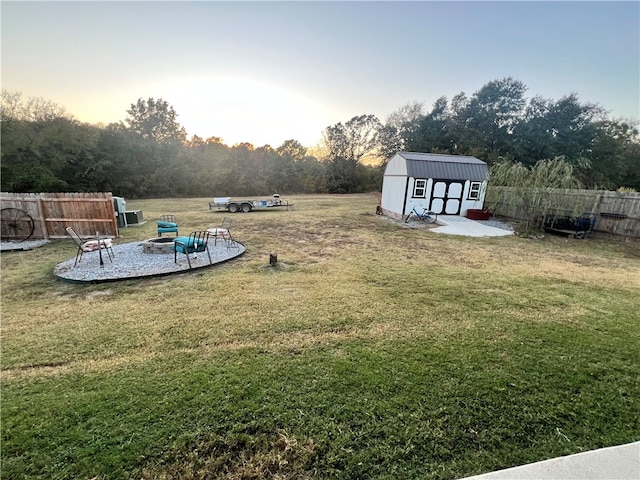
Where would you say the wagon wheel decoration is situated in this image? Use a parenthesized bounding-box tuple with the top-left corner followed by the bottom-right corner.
(0, 208, 35, 242)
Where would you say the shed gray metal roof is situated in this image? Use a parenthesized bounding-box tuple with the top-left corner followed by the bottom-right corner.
(398, 152, 488, 181)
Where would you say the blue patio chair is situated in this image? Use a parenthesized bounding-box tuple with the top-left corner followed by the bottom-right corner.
(172, 231, 211, 269)
(157, 215, 178, 237)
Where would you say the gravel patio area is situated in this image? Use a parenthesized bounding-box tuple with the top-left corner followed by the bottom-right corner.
(54, 239, 245, 283)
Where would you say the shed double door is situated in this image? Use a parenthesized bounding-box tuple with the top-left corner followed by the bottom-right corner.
(430, 180, 463, 215)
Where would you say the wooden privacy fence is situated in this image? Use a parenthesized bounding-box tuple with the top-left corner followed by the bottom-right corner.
(486, 187, 640, 239)
(0, 192, 118, 240)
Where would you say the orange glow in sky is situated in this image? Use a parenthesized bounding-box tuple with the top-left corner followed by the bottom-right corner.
(71, 75, 337, 147)
(2, 2, 638, 148)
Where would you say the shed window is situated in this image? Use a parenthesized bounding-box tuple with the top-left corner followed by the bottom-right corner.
(468, 182, 481, 200)
(413, 179, 427, 198)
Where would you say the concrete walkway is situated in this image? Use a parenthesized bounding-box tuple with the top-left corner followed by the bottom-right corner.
(431, 215, 515, 237)
(460, 441, 640, 480)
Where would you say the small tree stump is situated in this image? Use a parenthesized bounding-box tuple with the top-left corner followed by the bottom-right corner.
(269, 253, 278, 266)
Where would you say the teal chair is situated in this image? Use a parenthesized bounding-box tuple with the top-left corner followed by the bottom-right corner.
(172, 231, 211, 269)
(157, 214, 178, 237)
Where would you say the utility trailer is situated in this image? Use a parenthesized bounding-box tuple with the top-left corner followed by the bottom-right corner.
(209, 194, 293, 213)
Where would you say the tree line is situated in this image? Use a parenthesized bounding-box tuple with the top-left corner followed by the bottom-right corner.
(1, 77, 638, 198)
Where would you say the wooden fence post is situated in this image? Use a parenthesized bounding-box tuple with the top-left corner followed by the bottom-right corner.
(36, 197, 49, 240)
(591, 192, 602, 216)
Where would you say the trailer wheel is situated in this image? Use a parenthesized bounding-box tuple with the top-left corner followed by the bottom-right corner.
(227, 203, 239, 213)
(241, 203, 252, 213)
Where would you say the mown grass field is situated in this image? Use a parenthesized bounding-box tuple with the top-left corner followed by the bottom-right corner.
(1, 194, 639, 479)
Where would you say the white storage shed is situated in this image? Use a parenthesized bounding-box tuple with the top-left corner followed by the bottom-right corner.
(381, 152, 489, 218)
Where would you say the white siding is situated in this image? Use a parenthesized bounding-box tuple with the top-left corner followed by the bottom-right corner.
(459, 180, 488, 215)
(381, 153, 409, 216)
(381, 176, 406, 215)
(384, 153, 408, 176)
(405, 178, 434, 215)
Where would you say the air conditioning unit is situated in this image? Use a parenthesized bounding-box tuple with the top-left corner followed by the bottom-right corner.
(113, 196, 127, 227)
(125, 210, 144, 225)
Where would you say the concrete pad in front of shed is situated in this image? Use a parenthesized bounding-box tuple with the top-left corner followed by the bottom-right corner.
(431, 216, 514, 237)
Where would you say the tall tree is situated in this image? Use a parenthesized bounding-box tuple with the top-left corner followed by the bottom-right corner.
(124, 97, 187, 143)
(511, 95, 556, 166)
(1, 89, 71, 122)
(0, 90, 23, 121)
(408, 96, 451, 154)
(586, 119, 640, 189)
(323, 114, 381, 164)
(276, 139, 307, 162)
(512, 93, 607, 176)
(1, 117, 98, 192)
(297, 156, 327, 193)
(379, 102, 425, 162)
(446, 92, 471, 154)
(323, 114, 381, 193)
(458, 77, 527, 161)
(546, 94, 604, 165)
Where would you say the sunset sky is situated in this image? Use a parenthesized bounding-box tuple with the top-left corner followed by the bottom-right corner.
(2, 1, 639, 148)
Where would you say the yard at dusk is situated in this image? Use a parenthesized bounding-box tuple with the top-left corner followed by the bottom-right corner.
(1, 194, 639, 479)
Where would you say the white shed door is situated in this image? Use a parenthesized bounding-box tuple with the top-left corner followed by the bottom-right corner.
(445, 182, 462, 214)
(431, 198, 445, 213)
(432, 181, 447, 198)
(430, 181, 463, 215)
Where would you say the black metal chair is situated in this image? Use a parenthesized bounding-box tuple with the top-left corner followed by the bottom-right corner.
(66, 227, 114, 267)
(172, 231, 211, 269)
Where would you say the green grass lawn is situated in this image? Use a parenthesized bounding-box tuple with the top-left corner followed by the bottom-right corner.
(2, 194, 639, 479)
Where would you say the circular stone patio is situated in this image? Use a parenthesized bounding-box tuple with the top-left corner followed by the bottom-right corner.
(54, 239, 245, 284)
